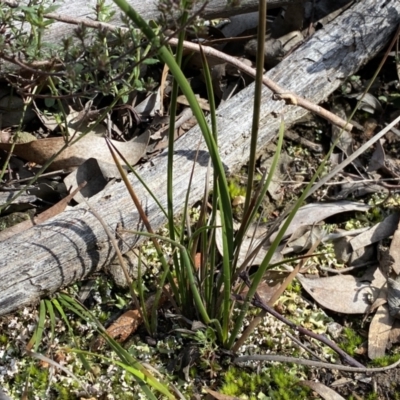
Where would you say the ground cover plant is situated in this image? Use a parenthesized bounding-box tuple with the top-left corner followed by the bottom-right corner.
(1, 0, 400, 399)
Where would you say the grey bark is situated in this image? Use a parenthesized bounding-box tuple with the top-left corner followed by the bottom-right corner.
(0, 0, 399, 316)
(7, 0, 303, 46)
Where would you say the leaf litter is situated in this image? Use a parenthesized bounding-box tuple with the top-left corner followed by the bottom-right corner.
(0, 2, 400, 399)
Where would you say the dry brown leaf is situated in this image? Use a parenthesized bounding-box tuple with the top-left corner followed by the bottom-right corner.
(103, 309, 141, 342)
(0, 181, 87, 241)
(299, 381, 345, 400)
(297, 266, 386, 314)
(387, 276, 400, 318)
(240, 271, 289, 304)
(389, 319, 400, 346)
(334, 235, 375, 265)
(365, 284, 388, 317)
(260, 150, 292, 202)
(64, 158, 121, 203)
(204, 388, 240, 400)
(270, 201, 370, 243)
(368, 304, 394, 359)
(91, 285, 171, 351)
(284, 225, 325, 254)
(389, 218, 400, 274)
(331, 101, 353, 157)
(159, 63, 169, 116)
(135, 90, 161, 116)
(35, 105, 106, 134)
(367, 138, 386, 172)
(347, 92, 383, 114)
(237, 238, 284, 266)
(215, 211, 284, 267)
(0, 131, 150, 171)
(350, 213, 399, 251)
(177, 94, 210, 111)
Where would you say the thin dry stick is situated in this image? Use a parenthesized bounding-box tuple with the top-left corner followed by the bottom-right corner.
(235, 113, 400, 281)
(168, 38, 352, 131)
(306, 114, 400, 199)
(237, 272, 365, 369)
(32, 12, 351, 130)
(232, 239, 321, 353)
(235, 354, 400, 373)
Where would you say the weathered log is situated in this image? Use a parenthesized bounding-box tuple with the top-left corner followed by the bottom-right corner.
(0, 0, 399, 316)
(46, 0, 294, 23)
(1, 0, 303, 55)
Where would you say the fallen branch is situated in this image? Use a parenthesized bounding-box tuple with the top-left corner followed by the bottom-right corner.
(0, 0, 303, 40)
(168, 38, 352, 130)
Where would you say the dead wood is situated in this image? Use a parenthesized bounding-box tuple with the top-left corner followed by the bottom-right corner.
(0, 0, 399, 316)
(45, 0, 299, 23)
(0, 0, 303, 59)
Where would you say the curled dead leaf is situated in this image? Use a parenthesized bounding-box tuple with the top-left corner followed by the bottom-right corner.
(297, 266, 386, 314)
(368, 304, 394, 359)
(91, 284, 171, 350)
(0, 131, 150, 171)
(298, 381, 345, 400)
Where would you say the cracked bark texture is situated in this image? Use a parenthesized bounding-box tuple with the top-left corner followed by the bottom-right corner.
(0, 0, 399, 316)
(0, 0, 303, 57)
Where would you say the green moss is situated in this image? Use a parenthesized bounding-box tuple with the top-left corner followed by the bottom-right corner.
(339, 327, 363, 356)
(220, 365, 310, 399)
(368, 354, 400, 367)
(0, 334, 8, 344)
(222, 381, 239, 396)
(0, 211, 34, 231)
(286, 280, 301, 294)
(28, 364, 49, 390)
(52, 384, 76, 400)
(227, 178, 246, 200)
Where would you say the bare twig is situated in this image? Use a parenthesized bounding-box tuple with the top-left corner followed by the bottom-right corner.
(235, 354, 400, 373)
(169, 38, 351, 130)
(237, 272, 365, 368)
(231, 238, 321, 352)
(0, 53, 64, 76)
(0, 181, 87, 241)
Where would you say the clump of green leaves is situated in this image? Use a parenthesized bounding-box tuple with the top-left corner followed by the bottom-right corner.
(227, 177, 246, 200)
(339, 327, 363, 356)
(220, 366, 310, 400)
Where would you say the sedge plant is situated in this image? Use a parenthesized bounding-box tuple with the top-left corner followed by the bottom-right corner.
(109, 0, 385, 354)
(9, 0, 397, 396)
(109, 0, 319, 350)
(108, 0, 367, 353)
(6, 0, 395, 395)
